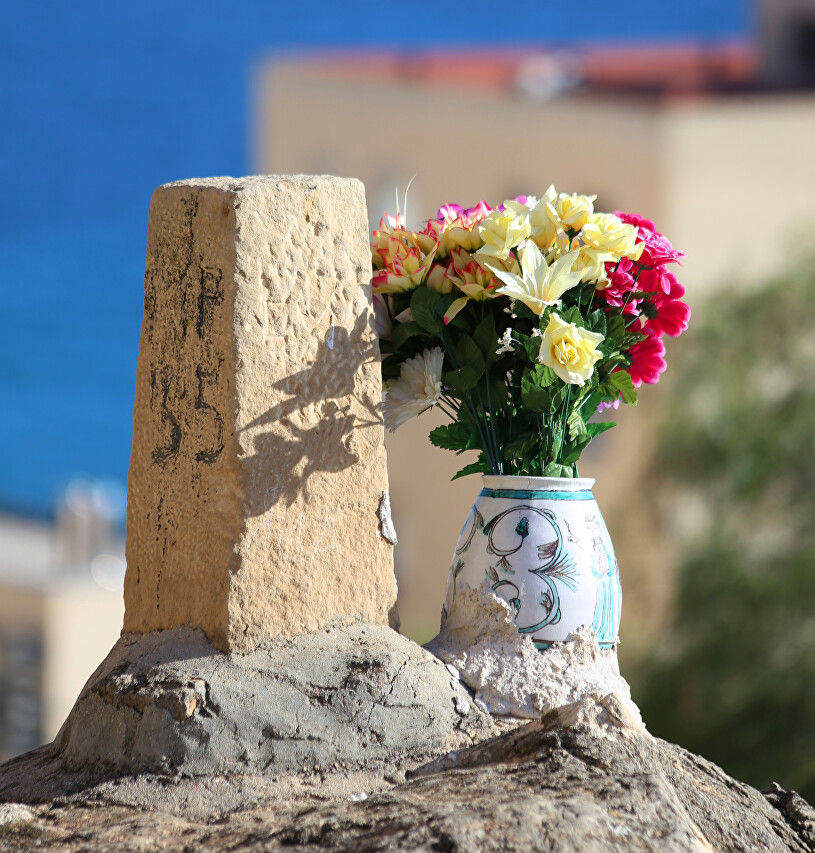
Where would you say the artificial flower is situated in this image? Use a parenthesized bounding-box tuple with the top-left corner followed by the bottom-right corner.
(538, 313, 604, 386)
(425, 261, 454, 294)
(580, 212, 643, 261)
(513, 186, 559, 251)
(647, 273, 691, 337)
(382, 347, 445, 431)
(496, 327, 515, 355)
(443, 249, 502, 324)
(616, 212, 684, 267)
(372, 239, 437, 294)
(488, 244, 582, 315)
(554, 192, 596, 231)
(627, 329, 667, 387)
(474, 206, 531, 261)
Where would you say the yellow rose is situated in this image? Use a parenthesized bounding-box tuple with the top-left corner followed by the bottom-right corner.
(538, 312, 604, 386)
(475, 206, 531, 261)
(556, 192, 596, 231)
(527, 185, 559, 251)
(579, 212, 643, 261)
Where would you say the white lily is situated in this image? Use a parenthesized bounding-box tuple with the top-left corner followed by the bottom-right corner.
(486, 244, 583, 316)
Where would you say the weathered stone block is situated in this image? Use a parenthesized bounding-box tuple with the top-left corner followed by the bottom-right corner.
(124, 175, 397, 650)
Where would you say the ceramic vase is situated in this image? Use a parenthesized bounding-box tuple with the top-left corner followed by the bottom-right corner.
(441, 475, 621, 649)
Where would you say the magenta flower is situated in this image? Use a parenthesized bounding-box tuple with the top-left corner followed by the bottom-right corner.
(649, 297, 691, 338)
(627, 329, 667, 387)
(437, 203, 464, 222)
(617, 211, 685, 268)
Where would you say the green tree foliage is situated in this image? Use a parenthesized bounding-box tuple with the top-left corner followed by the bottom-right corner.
(634, 257, 815, 800)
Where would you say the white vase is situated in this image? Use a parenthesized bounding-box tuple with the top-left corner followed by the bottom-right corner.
(441, 475, 621, 649)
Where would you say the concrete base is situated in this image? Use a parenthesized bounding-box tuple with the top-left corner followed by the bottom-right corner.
(0, 619, 494, 813)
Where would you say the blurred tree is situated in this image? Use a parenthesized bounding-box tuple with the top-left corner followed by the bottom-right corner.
(634, 256, 815, 800)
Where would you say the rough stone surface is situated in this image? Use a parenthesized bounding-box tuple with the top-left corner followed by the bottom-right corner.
(125, 175, 396, 651)
(427, 585, 642, 723)
(1, 695, 812, 852)
(0, 620, 493, 804)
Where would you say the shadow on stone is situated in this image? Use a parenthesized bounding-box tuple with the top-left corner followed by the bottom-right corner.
(238, 313, 384, 513)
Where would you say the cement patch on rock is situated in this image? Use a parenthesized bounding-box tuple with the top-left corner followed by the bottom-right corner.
(425, 584, 643, 725)
(48, 619, 494, 784)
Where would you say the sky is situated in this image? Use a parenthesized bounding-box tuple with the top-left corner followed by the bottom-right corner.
(0, 0, 751, 516)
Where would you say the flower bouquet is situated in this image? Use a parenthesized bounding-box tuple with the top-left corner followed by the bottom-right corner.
(373, 187, 689, 477)
(372, 187, 690, 649)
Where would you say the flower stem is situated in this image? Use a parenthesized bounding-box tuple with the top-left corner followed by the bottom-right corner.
(439, 328, 497, 473)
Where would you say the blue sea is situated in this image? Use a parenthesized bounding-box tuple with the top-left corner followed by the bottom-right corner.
(0, 1, 749, 516)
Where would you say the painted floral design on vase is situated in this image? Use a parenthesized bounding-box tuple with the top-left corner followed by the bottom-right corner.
(442, 475, 621, 650)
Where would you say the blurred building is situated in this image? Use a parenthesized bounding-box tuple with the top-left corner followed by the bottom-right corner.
(255, 35, 815, 652)
(0, 482, 125, 759)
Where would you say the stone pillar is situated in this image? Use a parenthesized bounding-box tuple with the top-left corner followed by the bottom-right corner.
(124, 176, 397, 651)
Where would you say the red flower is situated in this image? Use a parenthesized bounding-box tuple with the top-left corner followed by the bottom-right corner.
(649, 298, 691, 338)
(601, 258, 641, 316)
(627, 329, 667, 387)
(645, 271, 691, 338)
(615, 212, 655, 232)
(615, 211, 685, 268)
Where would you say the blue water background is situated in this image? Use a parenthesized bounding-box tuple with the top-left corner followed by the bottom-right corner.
(0, 1, 749, 516)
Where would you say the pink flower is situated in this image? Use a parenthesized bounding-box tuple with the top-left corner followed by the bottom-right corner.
(465, 200, 491, 220)
(597, 397, 621, 412)
(648, 298, 691, 338)
(437, 203, 464, 222)
(497, 195, 530, 210)
(617, 212, 685, 268)
(627, 329, 667, 387)
(437, 200, 491, 224)
(602, 258, 641, 316)
(615, 212, 655, 232)
(637, 265, 674, 295)
(645, 271, 691, 337)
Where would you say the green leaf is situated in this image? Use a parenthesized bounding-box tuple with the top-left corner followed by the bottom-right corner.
(521, 370, 551, 414)
(586, 420, 616, 438)
(452, 459, 489, 481)
(561, 434, 592, 465)
(489, 375, 509, 410)
(512, 301, 538, 321)
(429, 422, 470, 452)
(550, 384, 570, 414)
(543, 461, 572, 477)
(391, 321, 425, 350)
(533, 364, 557, 387)
(410, 287, 443, 334)
(444, 366, 482, 393)
(605, 313, 626, 344)
(567, 410, 587, 441)
(503, 432, 539, 460)
(587, 309, 607, 337)
(454, 334, 486, 375)
(473, 314, 500, 363)
(602, 370, 638, 405)
(519, 333, 541, 362)
(558, 306, 584, 326)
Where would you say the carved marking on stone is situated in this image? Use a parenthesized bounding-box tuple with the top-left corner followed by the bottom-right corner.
(194, 362, 224, 464)
(150, 364, 182, 465)
(196, 266, 224, 339)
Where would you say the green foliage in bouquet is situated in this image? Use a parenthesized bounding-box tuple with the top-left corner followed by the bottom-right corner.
(371, 190, 689, 478)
